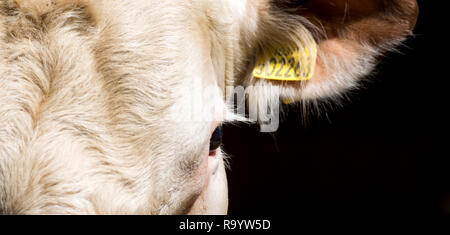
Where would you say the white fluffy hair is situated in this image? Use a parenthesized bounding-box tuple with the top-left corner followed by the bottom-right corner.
(0, 0, 418, 214)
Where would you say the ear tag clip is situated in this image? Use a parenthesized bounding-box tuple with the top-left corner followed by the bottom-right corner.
(253, 42, 318, 81)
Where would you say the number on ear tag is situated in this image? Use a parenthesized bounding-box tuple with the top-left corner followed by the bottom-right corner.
(253, 43, 317, 81)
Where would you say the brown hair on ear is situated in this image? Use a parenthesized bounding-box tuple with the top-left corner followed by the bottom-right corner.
(244, 0, 419, 105)
(274, 0, 419, 47)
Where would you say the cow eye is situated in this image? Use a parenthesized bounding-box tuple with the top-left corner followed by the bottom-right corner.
(209, 126, 223, 155)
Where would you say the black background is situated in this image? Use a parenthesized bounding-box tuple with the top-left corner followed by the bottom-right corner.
(224, 0, 446, 217)
(0, 1, 442, 232)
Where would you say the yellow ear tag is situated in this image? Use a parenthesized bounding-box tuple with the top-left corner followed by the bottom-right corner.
(253, 42, 318, 81)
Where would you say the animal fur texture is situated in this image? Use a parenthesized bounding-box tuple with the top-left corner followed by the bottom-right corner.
(0, 0, 418, 214)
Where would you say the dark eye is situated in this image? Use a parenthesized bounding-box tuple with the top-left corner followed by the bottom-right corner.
(209, 126, 223, 155)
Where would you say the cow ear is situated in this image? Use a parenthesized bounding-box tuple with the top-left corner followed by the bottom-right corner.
(243, 0, 419, 103)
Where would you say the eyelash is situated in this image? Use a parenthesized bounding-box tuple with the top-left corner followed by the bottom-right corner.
(209, 126, 223, 156)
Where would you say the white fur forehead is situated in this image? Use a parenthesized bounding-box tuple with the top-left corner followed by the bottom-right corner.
(228, 0, 248, 20)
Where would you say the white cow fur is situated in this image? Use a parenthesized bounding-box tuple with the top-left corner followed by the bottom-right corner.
(0, 0, 417, 214)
